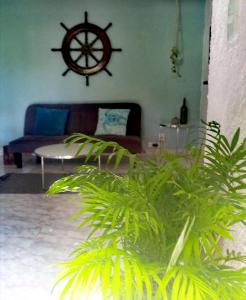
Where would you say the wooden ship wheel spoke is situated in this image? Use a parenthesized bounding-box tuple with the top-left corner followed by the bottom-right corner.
(51, 11, 122, 86)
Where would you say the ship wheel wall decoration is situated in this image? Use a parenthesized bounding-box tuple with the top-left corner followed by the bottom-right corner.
(51, 11, 122, 86)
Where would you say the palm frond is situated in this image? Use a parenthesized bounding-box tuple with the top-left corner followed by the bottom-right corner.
(54, 245, 167, 300)
(71, 177, 161, 241)
(48, 165, 123, 195)
(64, 133, 137, 170)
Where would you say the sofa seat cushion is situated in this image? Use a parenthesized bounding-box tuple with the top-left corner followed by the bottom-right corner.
(8, 135, 68, 153)
(9, 134, 142, 154)
(95, 135, 141, 153)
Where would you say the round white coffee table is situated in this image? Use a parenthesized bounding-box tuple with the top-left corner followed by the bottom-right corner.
(35, 143, 101, 189)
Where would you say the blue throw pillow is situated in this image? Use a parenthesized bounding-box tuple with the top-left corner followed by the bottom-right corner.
(32, 107, 69, 136)
(95, 108, 130, 135)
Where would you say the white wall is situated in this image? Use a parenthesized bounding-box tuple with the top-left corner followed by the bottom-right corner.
(208, 0, 246, 263)
(208, 0, 246, 140)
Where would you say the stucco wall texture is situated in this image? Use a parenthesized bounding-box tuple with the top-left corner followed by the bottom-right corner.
(208, 0, 246, 141)
(208, 0, 246, 263)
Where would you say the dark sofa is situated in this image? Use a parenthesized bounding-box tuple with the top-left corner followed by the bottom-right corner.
(8, 103, 142, 168)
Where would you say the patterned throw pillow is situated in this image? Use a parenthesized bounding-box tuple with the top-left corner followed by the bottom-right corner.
(95, 108, 130, 135)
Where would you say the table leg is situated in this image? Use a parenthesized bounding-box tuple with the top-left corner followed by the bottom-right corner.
(185, 127, 189, 149)
(41, 156, 45, 190)
(61, 158, 64, 171)
(176, 127, 180, 154)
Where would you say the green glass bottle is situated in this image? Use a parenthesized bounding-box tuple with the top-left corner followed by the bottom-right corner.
(180, 98, 188, 124)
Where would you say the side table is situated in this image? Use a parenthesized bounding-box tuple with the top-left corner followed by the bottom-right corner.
(159, 123, 191, 153)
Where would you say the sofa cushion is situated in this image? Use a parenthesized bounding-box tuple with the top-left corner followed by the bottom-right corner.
(95, 108, 130, 135)
(8, 135, 68, 153)
(32, 107, 69, 136)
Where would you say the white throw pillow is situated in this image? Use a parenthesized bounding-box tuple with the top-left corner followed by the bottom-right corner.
(95, 108, 130, 135)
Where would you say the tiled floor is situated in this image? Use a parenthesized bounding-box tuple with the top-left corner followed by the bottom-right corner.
(0, 193, 83, 300)
(0, 154, 122, 300)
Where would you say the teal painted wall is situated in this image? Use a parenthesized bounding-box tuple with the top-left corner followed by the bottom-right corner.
(0, 0, 205, 148)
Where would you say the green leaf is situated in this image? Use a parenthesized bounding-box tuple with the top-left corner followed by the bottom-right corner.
(124, 256, 133, 300)
(131, 260, 144, 300)
(124, 208, 130, 236)
(114, 147, 127, 169)
(186, 281, 195, 300)
(84, 142, 100, 162)
(178, 273, 188, 299)
(172, 271, 182, 300)
(201, 234, 213, 258)
(220, 135, 231, 152)
(101, 254, 111, 299)
(206, 232, 223, 257)
(230, 128, 240, 152)
(58, 273, 78, 300)
(193, 237, 201, 262)
(85, 262, 102, 299)
(111, 255, 121, 300)
(213, 225, 234, 241)
(160, 267, 178, 295)
(142, 268, 152, 300)
(167, 217, 195, 272)
(149, 270, 165, 300)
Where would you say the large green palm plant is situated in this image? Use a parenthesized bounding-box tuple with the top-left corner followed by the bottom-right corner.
(49, 122, 246, 300)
